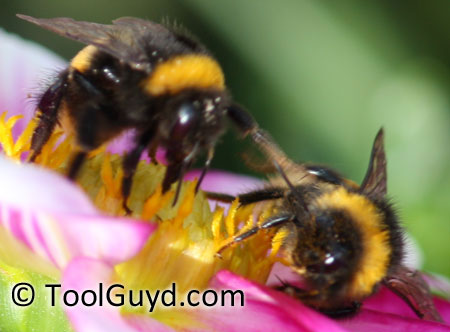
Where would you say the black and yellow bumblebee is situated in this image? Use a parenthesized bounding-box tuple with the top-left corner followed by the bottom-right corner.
(18, 14, 265, 210)
(209, 129, 443, 322)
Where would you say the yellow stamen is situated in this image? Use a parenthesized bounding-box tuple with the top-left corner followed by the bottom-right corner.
(0, 112, 284, 327)
(142, 185, 175, 221)
(0, 114, 27, 158)
(211, 207, 224, 249)
(101, 153, 116, 193)
(172, 181, 197, 228)
(225, 198, 240, 236)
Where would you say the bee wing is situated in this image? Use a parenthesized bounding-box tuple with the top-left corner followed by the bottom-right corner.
(360, 128, 387, 198)
(112, 16, 168, 34)
(383, 266, 443, 322)
(17, 15, 171, 72)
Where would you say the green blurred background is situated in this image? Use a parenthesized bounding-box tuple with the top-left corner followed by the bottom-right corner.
(1, 1, 449, 277)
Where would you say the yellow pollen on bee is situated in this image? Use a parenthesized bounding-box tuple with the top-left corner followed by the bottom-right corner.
(143, 54, 225, 96)
(70, 45, 98, 73)
(270, 227, 289, 259)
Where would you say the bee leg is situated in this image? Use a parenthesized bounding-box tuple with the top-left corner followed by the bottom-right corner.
(67, 151, 87, 179)
(205, 192, 236, 203)
(227, 103, 289, 165)
(240, 151, 277, 173)
(218, 214, 292, 255)
(274, 284, 311, 299)
(68, 104, 106, 180)
(206, 187, 285, 205)
(163, 144, 198, 206)
(195, 147, 214, 193)
(29, 71, 68, 162)
(161, 160, 192, 207)
(121, 129, 157, 214)
(227, 103, 257, 135)
(275, 284, 362, 318)
(162, 162, 182, 194)
(147, 139, 159, 165)
(318, 302, 361, 318)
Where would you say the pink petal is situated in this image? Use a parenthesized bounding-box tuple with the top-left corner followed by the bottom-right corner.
(364, 286, 428, 320)
(0, 156, 96, 214)
(365, 284, 450, 324)
(266, 262, 307, 288)
(185, 170, 262, 211)
(0, 202, 154, 269)
(214, 271, 450, 332)
(435, 296, 450, 325)
(106, 132, 166, 164)
(62, 257, 176, 332)
(64, 261, 347, 332)
(341, 309, 450, 332)
(0, 28, 65, 137)
(185, 170, 261, 195)
(203, 270, 348, 332)
(0, 157, 155, 268)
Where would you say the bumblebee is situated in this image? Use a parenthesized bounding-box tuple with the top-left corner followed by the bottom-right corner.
(209, 129, 442, 321)
(18, 14, 264, 210)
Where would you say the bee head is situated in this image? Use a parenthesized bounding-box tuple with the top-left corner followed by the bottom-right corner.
(289, 129, 401, 299)
(159, 89, 229, 165)
(292, 205, 362, 295)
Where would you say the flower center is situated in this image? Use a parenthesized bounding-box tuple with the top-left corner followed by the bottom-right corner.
(0, 113, 282, 318)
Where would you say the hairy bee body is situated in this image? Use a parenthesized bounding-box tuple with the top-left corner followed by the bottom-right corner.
(59, 45, 228, 154)
(18, 14, 260, 210)
(272, 165, 404, 312)
(211, 130, 442, 321)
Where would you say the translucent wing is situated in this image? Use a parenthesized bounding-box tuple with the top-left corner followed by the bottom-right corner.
(360, 128, 387, 198)
(384, 266, 443, 322)
(112, 16, 168, 34)
(17, 14, 172, 72)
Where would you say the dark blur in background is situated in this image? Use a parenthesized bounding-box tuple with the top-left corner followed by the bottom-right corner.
(1, 1, 449, 277)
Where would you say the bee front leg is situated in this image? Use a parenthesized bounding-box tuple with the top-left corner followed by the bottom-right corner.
(147, 139, 159, 165)
(195, 147, 214, 193)
(162, 143, 199, 206)
(29, 71, 69, 162)
(317, 302, 362, 318)
(275, 284, 362, 318)
(66, 70, 120, 181)
(206, 187, 285, 205)
(68, 151, 87, 179)
(227, 103, 289, 165)
(217, 213, 292, 255)
(121, 128, 157, 214)
(162, 159, 192, 207)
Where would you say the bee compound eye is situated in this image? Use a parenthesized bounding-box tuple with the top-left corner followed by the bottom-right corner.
(307, 254, 344, 274)
(170, 102, 200, 140)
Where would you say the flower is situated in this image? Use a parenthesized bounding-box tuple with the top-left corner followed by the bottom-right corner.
(1, 27, 450, 332)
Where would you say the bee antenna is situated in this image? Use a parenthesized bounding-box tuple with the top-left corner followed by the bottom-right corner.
(272, 159, 309, 213)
